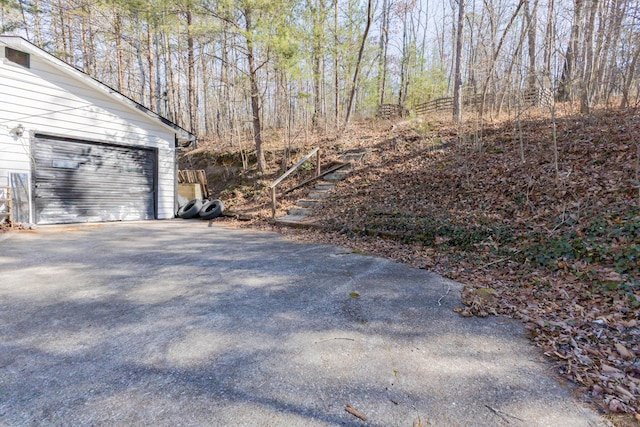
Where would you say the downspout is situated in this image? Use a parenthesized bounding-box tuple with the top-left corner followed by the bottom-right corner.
(174, 134, 179, 217)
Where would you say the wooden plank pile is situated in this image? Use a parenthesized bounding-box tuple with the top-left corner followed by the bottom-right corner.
(178, 170, 210, 199)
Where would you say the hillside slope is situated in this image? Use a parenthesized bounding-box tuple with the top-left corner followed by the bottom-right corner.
(295, 109, 640, 420)
(184, 108, 639, 420)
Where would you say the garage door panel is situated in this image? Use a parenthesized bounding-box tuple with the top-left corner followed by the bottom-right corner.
(35, 197, 155, 223)
(34, 175, 154, 188)
(33, 136, 157, 224)
(38, 186, 155, 199)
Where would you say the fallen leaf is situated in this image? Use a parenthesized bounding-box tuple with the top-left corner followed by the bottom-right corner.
(608, 398, 624, 413)
(615, 385, 635, 402)
(592, 384, 603, 397)
(602, 364, 623, 374)
(615, 343, 634, 360)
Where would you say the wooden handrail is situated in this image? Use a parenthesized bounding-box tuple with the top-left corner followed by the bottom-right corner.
(283, 162, 348, 195)
(269, 147, 321, 218)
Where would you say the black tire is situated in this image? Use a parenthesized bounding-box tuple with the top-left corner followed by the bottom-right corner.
(199, 199, 224, 220)
(177, 199, 203, 219)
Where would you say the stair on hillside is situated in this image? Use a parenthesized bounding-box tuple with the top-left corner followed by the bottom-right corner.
(275, 149, 367, 227)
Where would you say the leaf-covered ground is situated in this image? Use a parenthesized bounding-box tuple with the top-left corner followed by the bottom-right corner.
(192, 108, 640, 422)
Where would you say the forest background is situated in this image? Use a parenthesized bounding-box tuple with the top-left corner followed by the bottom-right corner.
(2, 0, 640, 163)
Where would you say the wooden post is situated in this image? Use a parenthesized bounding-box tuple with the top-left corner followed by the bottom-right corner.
(271, 187, 276, 219)
(268, 147, 320, 219)
(316, 149, 321, 177)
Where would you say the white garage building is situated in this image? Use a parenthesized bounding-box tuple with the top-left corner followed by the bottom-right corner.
(0, 35, 195, 225)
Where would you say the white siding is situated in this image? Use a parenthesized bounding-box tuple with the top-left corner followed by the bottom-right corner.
(0, 44, 178, 220)
(0, 134, 31, 179)
(158, 147, 177, 216)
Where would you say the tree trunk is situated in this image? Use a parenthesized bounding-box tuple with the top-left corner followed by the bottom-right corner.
(134, 12, 147, 104)
(31, 0, 44, 46)
(154, 31, 163, 114)
(221, 25, 231, 140)
(620, 38, 640, 108)
(558, 0, 583, 101)
(114, 10, 126, 93)
(201, 43, 212, 136)
(186, 6, 198, 138)
(310, 0, 324, 131)
(524, 0, 538, 90)
(398, 3, 409, 107)
(378, 0, 390, 106)
(334, 0, 340, 125)
(80, 3, 95, 75)
(452, 0, 465, 123)
(244, 7, 267, 173)
(594, 0, 625, 105)
(479, 0, 525, 118)
(343, 0, 372, 131)
(55, 0, 68, 62)
(165, 29, 179, 123)
(580, 0, 599, 113)
(543, 0, 555, 89)
(497, 17, 528, 116)
(147, 14, 157, 113)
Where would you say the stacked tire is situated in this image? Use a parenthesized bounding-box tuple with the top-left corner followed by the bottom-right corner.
(176, 199, 202, 219)
(177, 199, 224, 220)
(198, 199, 224, 220)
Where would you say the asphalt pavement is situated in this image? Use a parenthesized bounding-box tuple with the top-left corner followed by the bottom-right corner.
(0, 221, 605, 426)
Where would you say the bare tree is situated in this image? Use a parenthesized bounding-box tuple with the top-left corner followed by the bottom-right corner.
(479, 0, 525, 118)
(621, 36, 640, 108)
(378, 0, 390, 106)
(580, 0, 600, 113)
(185, 2, 198, 136)
(452, 0, 465, 123)
(309, 0, 326, 132)
(343, 0, 373, 131)
(114, 9, 126, 93)
(524, 0, 538, 90)
(558, 0, 584, 102)
(543, 0, 555, 89)
(244, 6, 267, 172)
(333, 0, 340, 125)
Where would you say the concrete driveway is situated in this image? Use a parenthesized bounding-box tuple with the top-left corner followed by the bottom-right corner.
(0, 221, 603, 426)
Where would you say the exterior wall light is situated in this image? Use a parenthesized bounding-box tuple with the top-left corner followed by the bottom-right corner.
(11, 124, 25, 137)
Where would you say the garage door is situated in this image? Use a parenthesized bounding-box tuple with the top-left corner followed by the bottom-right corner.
(33, 134, 156, 224)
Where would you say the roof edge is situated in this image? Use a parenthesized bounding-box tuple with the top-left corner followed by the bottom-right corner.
(0, 35, 196, 142)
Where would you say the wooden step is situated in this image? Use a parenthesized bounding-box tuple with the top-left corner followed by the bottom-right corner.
(323, 171, 349, 182)
(339, 150, 368, 162)
(307, 190, 332, 199)
(315, 181, 335, 191)
(274, 214, 321, 228)
(288, 207, 314, 216)
(336, 163, 354, 171)
(297, 199, 323, 208)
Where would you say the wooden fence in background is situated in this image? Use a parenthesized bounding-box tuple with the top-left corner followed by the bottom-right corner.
(377, 104, 407, 119)
(379, 87, 554, 119)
